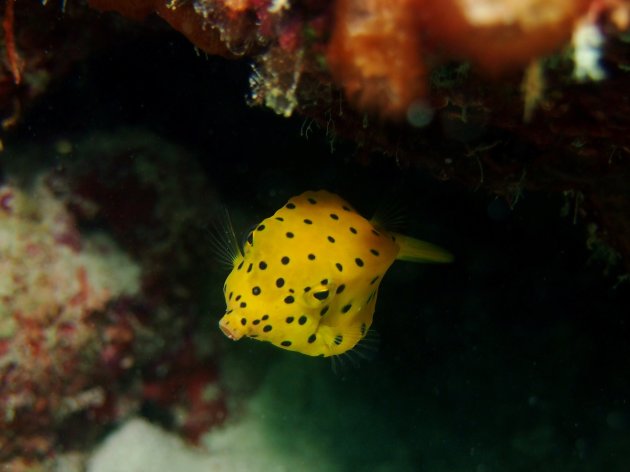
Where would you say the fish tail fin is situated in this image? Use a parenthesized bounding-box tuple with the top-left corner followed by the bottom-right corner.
(393, 232, 453, 263)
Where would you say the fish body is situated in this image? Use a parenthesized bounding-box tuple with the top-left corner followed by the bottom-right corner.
(218, 190, 451, 357)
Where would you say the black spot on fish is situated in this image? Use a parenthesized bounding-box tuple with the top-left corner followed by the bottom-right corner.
(320, 306, 329, 316)
(241, 318, 247, 326)
(370, 249, 380, 256)
(355, 258, 364, 267)
(342, 205, 351, 212)
(275, 217, 284, 221)
(247, 263, 253, 273)
(286, 232, 294, 238)
(335, 263, 343, 272)
(314, 290, 329, 301)
(349, 227, 357, 234)
(250, 334, 258, 338)
(308, 198, 317, 204)
(240, 302, 247, 308)
(259, 261, 267, 270)
(237, 261, 244, 270)
(263, 325, 272, 332)
(336, 284, 345, 294)
(341, 304, 352, 314)
(281, 256, 290, 265)
(334, 335, 343, 345)
(257, 224, 265, 231)
(304, 286, 311, 292)
(276, 278, 285, 288)
(228, 292, 233, 300)
(286, 316, 294, 323)
(225, 309, 233, 314)
(370, 275, 380, 285)
(321, 279, 328, 285)
(286, 203, 296, 209)
(281, 340, 292, 347)
(327, 236, 335, 243)
(298, 315, 307, 325)
(247, 232, 254, 245)
(308, 334, 317, 343)
(330, 213, 339, 220)
(253, 319, 260, 325)
(361, 323, 367, 336)
(289, 288, 295, 293)
(304, 219, 313, 224)
(308, 254, 316, 260)
(284, 295, 295, 304)
(252, 286, 261, 296)
(235, 295, 241, 301)
(262, 314, 269, 321)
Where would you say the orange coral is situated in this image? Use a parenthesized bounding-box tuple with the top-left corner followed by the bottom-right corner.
(326, 0, 599, 119)
(422, 0, 591, 74)
(326, 0, 426, 119)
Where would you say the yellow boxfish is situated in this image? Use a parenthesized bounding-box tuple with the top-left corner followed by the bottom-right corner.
(217, 190, 452, 359)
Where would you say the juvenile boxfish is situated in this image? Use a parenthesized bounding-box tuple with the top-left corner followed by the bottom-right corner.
(217, 190, 452, 359)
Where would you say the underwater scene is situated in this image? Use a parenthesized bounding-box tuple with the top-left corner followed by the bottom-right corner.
(1, 1, 630, 471)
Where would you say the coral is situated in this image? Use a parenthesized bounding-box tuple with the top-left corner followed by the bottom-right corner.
(87, 0, 273, 57)
(0, 176, 141, 460)
(422, 0, 591, 74)
(142, 341, 227, 443)
(0, 130, 227, 465)
(326, 0, 426, 119)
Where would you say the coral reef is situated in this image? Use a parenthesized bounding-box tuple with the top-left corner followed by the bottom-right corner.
(0, 175, 141, 460)
(2, 0, 628, 267)
(0, 130, 227, 467)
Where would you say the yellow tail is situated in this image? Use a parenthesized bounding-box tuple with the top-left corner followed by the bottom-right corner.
(393, 233, 453, 263)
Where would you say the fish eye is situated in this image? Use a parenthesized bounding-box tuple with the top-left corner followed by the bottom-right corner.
(313, 289, 329, 301)
(303, 282, 335, 308)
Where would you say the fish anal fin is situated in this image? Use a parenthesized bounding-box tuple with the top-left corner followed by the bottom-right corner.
(329, 325, 380, 374)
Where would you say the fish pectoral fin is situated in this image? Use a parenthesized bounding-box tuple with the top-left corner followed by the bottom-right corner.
(207, 206, 244, 268)
(392, 232, 453, 263)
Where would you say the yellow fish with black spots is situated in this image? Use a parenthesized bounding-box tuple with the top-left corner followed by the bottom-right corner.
(217, 190, 452, 359)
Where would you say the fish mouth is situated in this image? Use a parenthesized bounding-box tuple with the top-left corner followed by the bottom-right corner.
(219, 317, 243, 341)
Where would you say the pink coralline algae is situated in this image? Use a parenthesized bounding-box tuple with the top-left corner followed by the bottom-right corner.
(0, 175, 141, 460)
(0, 131, 228, 466)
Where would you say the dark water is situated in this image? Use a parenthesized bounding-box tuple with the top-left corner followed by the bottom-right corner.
(8, 27, 630, 472)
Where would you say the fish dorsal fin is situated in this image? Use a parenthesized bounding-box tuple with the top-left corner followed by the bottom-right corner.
(330, 328, 380, 375)
(392, 233, 453, 263)
(370, 192, 409, 233)
(206, 207, 243, 268)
